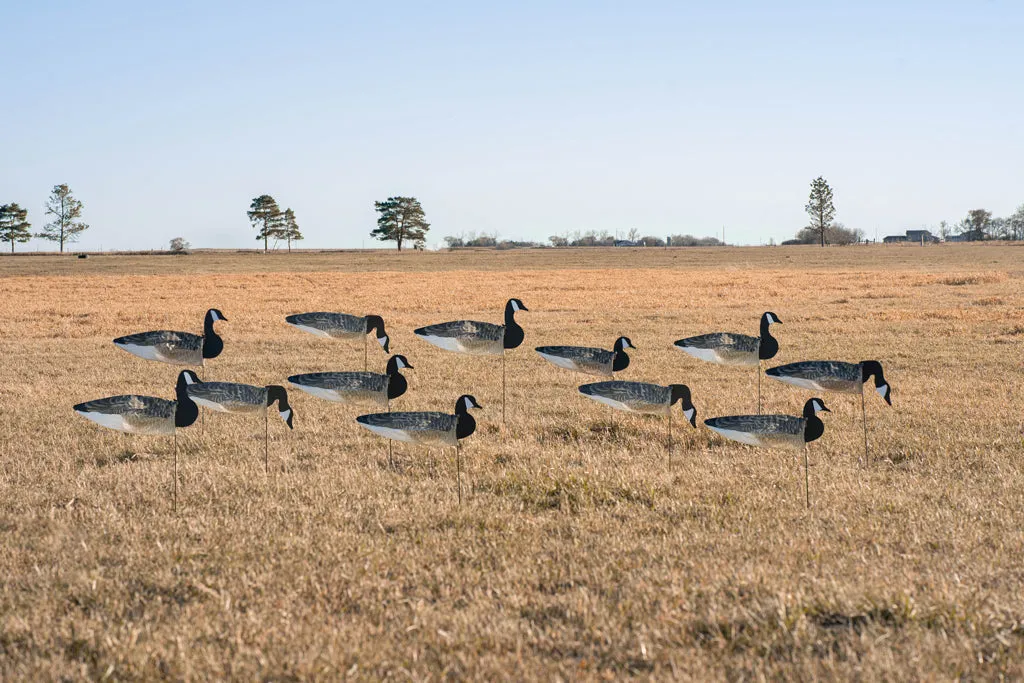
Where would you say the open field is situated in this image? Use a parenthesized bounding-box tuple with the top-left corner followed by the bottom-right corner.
(2, 245, 1023, 679)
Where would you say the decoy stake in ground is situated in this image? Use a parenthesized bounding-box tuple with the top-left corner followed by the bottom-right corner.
(414, 299, 526, 425)
(285, 312, 390, 370)
(185, 377, 295, 473)
(704, 397, 830, 508)
(765, 360, 892, 461)
(536, 336, 634, 377)
(73, 370, 201, 511)
(355, 395, 482, 504)
(577, 381, 697, 467)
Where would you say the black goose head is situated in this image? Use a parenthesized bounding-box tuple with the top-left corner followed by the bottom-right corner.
(861, 360, 892, 405)
(385, 354, 413, 400)
(611, 336, 634, 372)
(454, 394, 483, 440)
(669, 384, 697, 427)
(202, 308, 227, 360)
(503, 298, 528, 349)
(266, 385, 295, 429)
(758, 311, 781, 360)
(174, 370, 201, 428)
(365, 315, 390, 353)
(802, 397, 830, 443)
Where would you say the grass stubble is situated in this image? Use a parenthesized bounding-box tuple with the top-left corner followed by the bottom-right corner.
(1, 245, 1023, 680)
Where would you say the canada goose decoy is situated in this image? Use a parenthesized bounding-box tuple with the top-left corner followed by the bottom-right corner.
(185, 379, 295, 473)
(674, 311, 781, 414)
(765, 360, 892, 461)
(285, 312, 389, 370)
(356, 394, 482, 504)
(287, 354, 412, 407)
(73, 370, 200, 511)
(113, 308, 227, 366)
(414, 298, 527, 425)
(535, 336, 634, 377)
(704, 398, 830, 507)
(578, 381, 697, 467)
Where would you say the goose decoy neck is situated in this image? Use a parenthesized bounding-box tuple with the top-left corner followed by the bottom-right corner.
(202, 310, 226, 360)
(861, 360, 892, 405)
(454, 394, 481, 439)
(758, 312, 780, 360)
(386, 369, 409, 400)
(611, 337, 632, 372)
(669, 384, 697, 427)
(802, 397, 829, 443)
(366, 315, 390, 352)
(266, 385, 295, 428)
(174, 371, 200, 427)
(503, 299, 527, 350)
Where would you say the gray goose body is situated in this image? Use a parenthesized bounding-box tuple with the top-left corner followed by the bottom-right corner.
(579, 381, 673, 415)
(185, 381, 295, 428)
(766, 361, 861, 393)
(356, 411, 460, 446)
(415, 320, 505, 355)
(74, 395, 179, 435)
(704, 398, 829, 450)
(414, 298, 527, 356)
(288, 355, 412, 406)
(536, 336, 633, 377)
(289, 371, 389, 405)
(113, 309, 226, 366)
(186, 382, 269, 414)
(285, 312, 368, 340)
(704, 414, 808, 449)
(674, 312, 781, 367)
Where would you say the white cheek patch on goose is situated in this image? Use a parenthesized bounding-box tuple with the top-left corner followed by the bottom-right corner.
(377, 335, 389, 348)
(511, 300, 523, 311)
(876, 384, 889, 399)
(684, 408, 696, 422)
(279, 408, 292, 422)
(461, 397, 475, 411)
(183, 373, 198, 385)
(812, 399, 824, 412)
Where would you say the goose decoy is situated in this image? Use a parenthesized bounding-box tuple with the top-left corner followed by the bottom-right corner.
(765, 360, 891, 461)
(413, 298, 527, 424)
(287, 354, 412, 407)
(355, 394, 482, 504)
(673, 311, 781, 413)
(73, 370, 200, 510)
(704, 397, 830, 507)
(285, 312, 390, 370)
(184, 379, 295, 473)
(578, 381, 697, 466)
(113, 308, 227, 366)
(535, 336, 634, 377)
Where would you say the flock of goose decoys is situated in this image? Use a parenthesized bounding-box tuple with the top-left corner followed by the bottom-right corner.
(73, 299, 893, 509)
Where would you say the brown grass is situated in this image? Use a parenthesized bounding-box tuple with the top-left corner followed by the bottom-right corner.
(2, 245, 1023, 679)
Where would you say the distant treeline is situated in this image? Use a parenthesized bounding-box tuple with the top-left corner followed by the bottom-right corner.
(444, 230, 725, 249)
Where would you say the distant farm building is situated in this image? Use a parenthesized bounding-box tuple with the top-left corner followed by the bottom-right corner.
(884, 229, 938, 244)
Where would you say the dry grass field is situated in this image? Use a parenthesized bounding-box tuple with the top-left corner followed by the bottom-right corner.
(2, 245, 1023, 680)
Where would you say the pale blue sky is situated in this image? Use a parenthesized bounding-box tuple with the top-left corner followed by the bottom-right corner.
(2, 1, 1022, 250)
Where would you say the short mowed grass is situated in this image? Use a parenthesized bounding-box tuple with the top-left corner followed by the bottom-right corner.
(1, 245, 1023, 679)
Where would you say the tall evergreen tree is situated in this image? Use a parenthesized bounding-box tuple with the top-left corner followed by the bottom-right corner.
(38, 184, 88, 252)
(281, 208, 303, 252)
(804, 177, 836, 247)
(248, 195, 283, 252)
(0, 203, 32, 252)
(371, 196, 430, 250)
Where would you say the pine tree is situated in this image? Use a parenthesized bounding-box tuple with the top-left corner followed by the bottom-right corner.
(371, 197, 430, 251)
(281, 208, 303, 252)
(0, 203, 32, 253)
(38, 184, 88, 252)
(805, 177, 836, 247)
(248, 195, 283, 252)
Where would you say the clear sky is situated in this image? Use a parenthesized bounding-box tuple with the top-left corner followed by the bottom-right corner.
(2, 1, 1022, 250)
